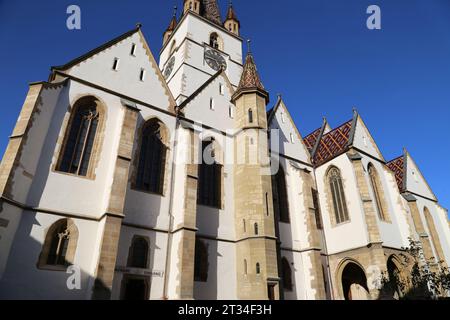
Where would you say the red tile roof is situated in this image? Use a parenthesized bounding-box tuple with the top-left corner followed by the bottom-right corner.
(313, 120, 352, 166)
(303, 127, 321, 152)
(387, 156, 405, 192)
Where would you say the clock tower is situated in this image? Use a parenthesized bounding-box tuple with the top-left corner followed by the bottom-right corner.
(159, 0, 243, 104)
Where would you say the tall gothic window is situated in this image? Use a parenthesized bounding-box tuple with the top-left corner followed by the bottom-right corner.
(282, 258, 293, 291)
(128, 237, 149, 269)
(135, 119, 167, 194)
(194, 238, 208, 282)
(368, 164, 386, 221)
(58, 98, 101, 177)
(272, 166, 290, 223)
(198, 139, 221, 208)
(209, 32, 219, 49)
(38, 219, 78, 268)
(328, 167, 349, 224)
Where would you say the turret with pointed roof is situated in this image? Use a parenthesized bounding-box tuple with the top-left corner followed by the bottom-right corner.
(163, 7, 178, 46)
(224, 1, 240, 36)
(232, 46, 269, 104)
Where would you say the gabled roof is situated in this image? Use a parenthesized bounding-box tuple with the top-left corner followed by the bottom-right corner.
(201, 0, 222, 26)
(52, 25, 141, 71)
(304, 127, 322, 152)
(303, 117, 329, 155)
(387, 155, 405, 192)
(313, 119, 353, 166)
(178, 68, 232, 111)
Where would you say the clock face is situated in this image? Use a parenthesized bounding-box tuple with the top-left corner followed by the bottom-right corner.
(164, 56, 175, 79)
(204, 49, 227, 71)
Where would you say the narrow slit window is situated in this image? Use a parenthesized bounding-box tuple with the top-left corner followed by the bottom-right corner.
(210, 98, 214, 110)
(130, 43, 136, 56)
(219, 83, 224, 95)
(140, 69, 146, 82)
(112, 58, 120, 71)
(290, 133, 294, 143)
(254, 223, 259, 235)
(248, 109, 253, 123)
(256, 263, 261, 274)
(229, 106, 234, 118)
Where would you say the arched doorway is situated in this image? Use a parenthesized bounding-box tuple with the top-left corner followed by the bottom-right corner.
(387, 256, 403, 300)
(341, 262, 370, 300)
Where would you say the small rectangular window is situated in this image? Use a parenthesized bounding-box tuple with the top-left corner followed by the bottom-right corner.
(219, 83, 224, 95)
(112, 58, 120, 71)
(229, 106, 234, 118)
(210, 98, 214, 110)
(290, 133, 294, 143)
(130, 43, 136, 56)
(140, 68, 146, 82)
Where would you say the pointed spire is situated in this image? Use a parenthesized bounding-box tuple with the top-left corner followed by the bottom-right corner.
(166, 6, 178, 32)
(232, 43, 269, 103)
(226, 1, 239, 23)
(202, 0, 222, 25)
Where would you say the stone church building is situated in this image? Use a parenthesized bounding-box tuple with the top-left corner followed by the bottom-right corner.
(0, 1, 449, 300)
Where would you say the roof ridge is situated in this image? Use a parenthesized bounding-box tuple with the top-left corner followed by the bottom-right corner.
(178, 69, 223, 110)
(51, 25, 141, 71)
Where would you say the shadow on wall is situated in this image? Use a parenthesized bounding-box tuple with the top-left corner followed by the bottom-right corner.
(0, 211, 110, 300)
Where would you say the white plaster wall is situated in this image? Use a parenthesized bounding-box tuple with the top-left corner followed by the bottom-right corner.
(416, 198, 450, 266)
(360, 157, 410, 249)
(0, 212, 102, 299)
(193, 239, 237, 300)
(405, 154, 436, 200)
(27, 81, 124, 219)
(278, 159, 311, 252)
(183, 74, 235, 132)
(0, 204, 23, 279)
(122, 105, 177, 231)
(269, 102, 311, 164)
(112, 226, 168, 300)
(315, 155, 369, 254)
(280, 250, 307, 300)
(68, 32, 173, 110)
(352, 118, 384, 161)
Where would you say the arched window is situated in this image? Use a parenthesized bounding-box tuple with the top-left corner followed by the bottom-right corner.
(272, 166, 290, 223)
(38, 219, 79, 268)
(57, 97, 103, 177)
(194, 238, 209, 282)
(198, 139, 222, 208)
(128, 237, 149, 269)
(328, 167, 349, 224)
(209, 32, 219, 49)
(248, 109, 253, 123)
(256, 262, 261, 274)
(254, 223, 259, 235)
(282, 257, 293, 291)
(424, 207, 446, 265)
(135, 119, 167, 194)
(368, 164, 387, 221)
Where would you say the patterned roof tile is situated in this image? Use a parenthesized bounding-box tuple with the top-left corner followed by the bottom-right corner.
(387, 156, 405, 192)
(313, 120, 352, 166)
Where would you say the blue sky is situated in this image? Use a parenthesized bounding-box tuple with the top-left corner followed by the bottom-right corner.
(0, 0, 449, 210)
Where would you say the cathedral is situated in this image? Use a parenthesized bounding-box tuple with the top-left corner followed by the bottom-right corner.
(0, 0, 449, 300)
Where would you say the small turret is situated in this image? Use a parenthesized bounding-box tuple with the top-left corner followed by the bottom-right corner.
(224, 1, 240, 36)
(163, 7, 178, 46)
(183, 0, 201, 15)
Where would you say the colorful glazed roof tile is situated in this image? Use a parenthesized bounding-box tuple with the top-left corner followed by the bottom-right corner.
(387, 155, 405, 192)
(233, 52, 269, 102)
(303, 127, 321, 152)
(313, 120, 352, 165)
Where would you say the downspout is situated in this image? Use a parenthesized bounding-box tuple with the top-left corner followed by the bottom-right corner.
(163, 108, 180, 299)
